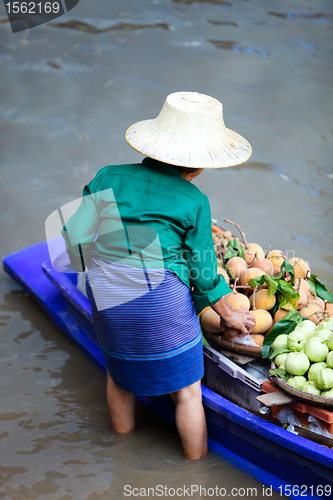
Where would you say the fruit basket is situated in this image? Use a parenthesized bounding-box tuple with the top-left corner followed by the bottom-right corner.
(202, 330, 263, 357)
(205, 219, 333, 361)
(270, 361, 333, 408)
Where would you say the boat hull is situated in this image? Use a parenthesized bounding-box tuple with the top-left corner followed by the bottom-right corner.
(3, 242, 333, 499)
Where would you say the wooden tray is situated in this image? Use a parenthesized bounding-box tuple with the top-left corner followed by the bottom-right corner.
(203, 330, 263, 358)
(270, 362, 333, 408)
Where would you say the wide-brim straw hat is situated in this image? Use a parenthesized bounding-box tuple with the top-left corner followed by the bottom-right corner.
(126, 91, 252, 169)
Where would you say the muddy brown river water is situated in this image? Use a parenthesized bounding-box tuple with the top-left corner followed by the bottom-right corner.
(0, 0, 332, 499)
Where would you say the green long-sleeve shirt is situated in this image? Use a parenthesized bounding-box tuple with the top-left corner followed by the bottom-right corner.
(62, 157, 231, 313)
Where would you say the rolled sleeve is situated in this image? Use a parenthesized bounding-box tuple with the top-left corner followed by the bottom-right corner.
(191, 275, 232, 314)
(184, 195, 231, 314)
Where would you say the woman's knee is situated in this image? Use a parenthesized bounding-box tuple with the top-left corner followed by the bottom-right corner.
(170, 380, 202, 404)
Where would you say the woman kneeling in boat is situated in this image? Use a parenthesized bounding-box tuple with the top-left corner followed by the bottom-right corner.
(62, 91, 255, 459)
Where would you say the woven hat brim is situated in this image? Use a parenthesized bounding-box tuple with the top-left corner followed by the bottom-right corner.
(126, 119, 252, 169)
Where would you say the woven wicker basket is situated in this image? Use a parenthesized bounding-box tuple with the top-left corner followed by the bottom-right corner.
(203, 330, 263, 357)
(270, 362, 333, 408)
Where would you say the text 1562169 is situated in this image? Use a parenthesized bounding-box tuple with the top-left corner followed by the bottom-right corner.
(5, 2, 60, 14)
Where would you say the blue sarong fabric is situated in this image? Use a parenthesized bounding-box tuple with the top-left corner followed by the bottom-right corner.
(86, 258, 204, 396)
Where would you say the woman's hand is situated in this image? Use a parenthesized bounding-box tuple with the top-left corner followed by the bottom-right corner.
(210, 296, 256, 335)
(219, 310, 256, 336)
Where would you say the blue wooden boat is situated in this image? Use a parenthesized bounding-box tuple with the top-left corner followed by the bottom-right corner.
(3, 241, 333, 499)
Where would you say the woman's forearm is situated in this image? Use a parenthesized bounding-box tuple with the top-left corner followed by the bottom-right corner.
(210, 296, 233, 322)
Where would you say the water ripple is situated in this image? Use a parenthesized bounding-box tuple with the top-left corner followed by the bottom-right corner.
(239, 162, 327, 197)
(208, 20, 238, 27)
(270, 165, 323, 196)
(173, 0, 230, 5)
(298, 40, 317, 51)
(208, 39, 268, 56)
(267, 11, 333, 22)
(317, 167, 333, 181)
(293, 235, 312, 244)
(48, 20, 171, 33)
(47, 61, 62, 69)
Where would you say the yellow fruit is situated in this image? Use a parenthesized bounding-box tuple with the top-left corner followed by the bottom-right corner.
(198, 306, 211, 319)
(222, 230, 233, 241)
(294, 278, 311, 298)
(240, 268, 265, 287)
(251, 258, 274, 277)
(266, 250, 284, 274)
(200, 309, 223, 332)
(326, 303, 333, 315)
(307, 296, 325, 310)
(223, 326, 242, 338)
(217, 267, 230, 285)
(288, 257, 309, 280)
(226, 256, 247, 278)
(296, 289, 308, 310)
(300, 305, 323, 324)
(224, 292, 250, 311)
(245, 243, 265, 265)
(265, 321, 275, 334)
(222, 331, 234, 340)
(250, 333, 265, 346)
(250, 289, 276, 311)
(274, 309, 288, 322)
(249, 309, 273, 334)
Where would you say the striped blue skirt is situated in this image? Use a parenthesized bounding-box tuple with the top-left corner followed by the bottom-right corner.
(86, 258, 204, 396)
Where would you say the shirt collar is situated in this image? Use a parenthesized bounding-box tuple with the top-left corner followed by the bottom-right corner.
(141, 157, 183, 177)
